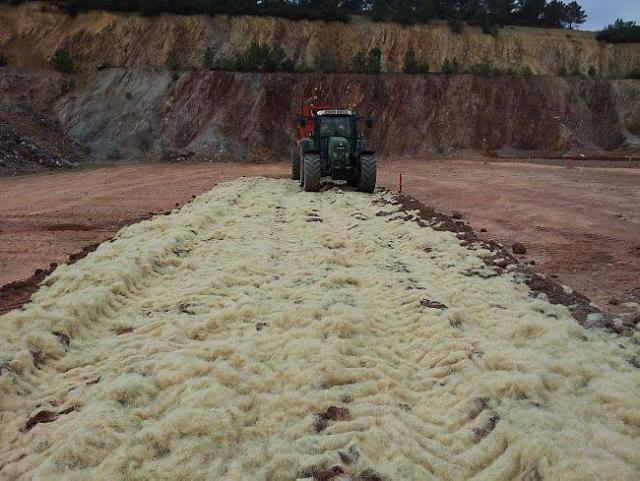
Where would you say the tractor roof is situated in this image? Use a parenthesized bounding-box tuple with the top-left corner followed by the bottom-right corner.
(315, 109, 355, 116)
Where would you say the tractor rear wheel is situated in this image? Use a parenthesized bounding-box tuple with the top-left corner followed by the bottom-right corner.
(303, 154, 321, 192)
(299, 158, 304, 186)
(359, 154, 376, 193)
(291, 147, 300, 180)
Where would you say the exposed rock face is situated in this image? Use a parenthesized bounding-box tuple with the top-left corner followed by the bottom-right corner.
(1, 68, 639, 162)
(0, 4, 639, 163)
(1, 3, 640, 77)
(59, 70, 640, 160)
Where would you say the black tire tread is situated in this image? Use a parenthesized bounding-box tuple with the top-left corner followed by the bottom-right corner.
(359, 154, 376, 193)
(303, 154, 321, 192)
(291, 148, 300, 180)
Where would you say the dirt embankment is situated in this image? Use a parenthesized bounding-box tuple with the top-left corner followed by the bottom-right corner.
(1, 68, 639, 164)
(0, 109, 85, 176)
(2, 3, 640, 77)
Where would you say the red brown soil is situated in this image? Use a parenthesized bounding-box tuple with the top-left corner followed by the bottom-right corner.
(1, 159, 638, 327)
(314, 406, 351, 432)
(24, 406, 76, 432)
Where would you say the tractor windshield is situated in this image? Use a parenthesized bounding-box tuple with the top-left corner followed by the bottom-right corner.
(319, 116, 353, 137)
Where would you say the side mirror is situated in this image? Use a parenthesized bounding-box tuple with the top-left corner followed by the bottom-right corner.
(300, 117, 306, 128)
(366, 117, 374, 128)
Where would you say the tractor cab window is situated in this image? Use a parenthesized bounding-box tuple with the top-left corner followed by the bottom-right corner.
(319, 116, 352, 137)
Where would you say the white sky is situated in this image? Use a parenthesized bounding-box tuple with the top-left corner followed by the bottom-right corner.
(579, 0, 640, 31)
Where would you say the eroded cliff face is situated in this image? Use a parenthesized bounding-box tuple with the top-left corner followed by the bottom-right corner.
(1, 68, 637, 162)
(1, 2, 640, 77)
(1, 3, 639, 163)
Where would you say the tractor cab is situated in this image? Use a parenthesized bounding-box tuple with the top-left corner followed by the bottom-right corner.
(313, 109, 358, 168)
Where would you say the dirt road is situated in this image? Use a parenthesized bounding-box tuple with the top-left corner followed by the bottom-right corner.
(1, 159, 638, 320)
(1, 177, 638, 480)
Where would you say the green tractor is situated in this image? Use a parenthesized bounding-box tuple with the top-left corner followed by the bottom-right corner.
(292, 105, 376, 193)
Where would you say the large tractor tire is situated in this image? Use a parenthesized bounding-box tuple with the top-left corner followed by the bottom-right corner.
(291, 147, 300, 180)
(303, 154, 322, 192)
(359, 154, 376, 193)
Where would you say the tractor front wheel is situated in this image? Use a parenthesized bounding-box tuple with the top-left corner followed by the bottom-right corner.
(303, 154, 321, 192)
(291, 147, 300, 180)
(358, 154, 376, 193)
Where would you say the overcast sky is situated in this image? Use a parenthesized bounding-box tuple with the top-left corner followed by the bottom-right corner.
(579, 0, 640, 31)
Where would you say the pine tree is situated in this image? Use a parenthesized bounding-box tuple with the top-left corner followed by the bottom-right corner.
(485, 0, 516, 25)
(563, 1, 586, 29)
(394, 0, 413, 24)
(417, 0, 434, 23)
(542, 0, 566, 28)
(371, 0, 389, 22)
(516, 0, 546, 26)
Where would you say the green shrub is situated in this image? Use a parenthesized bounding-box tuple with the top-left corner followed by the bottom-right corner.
(626, 69, 640, 79)
(51, 49, 74, 73)
(202, 47, 215, 70)
(281, 58, 295, 73)
(597, 19, 640, 43)
(442, 57, 461, 74)
(96, 61, 111, 70)
(165, 52, 179, 71)
(353, 49, 367, 74)
(235, 42, 296, 73)
(559, 66, 568, 76)
(588, 66, 598, 77)
(418, 62, 430, 74)
(571, 67, 584, 78)
(522, 65, 534, 77)
(0, 52, 7, 67)
(367, 47, 382, 74)
(403, 47, 418, 74)
(467, 62, 492, 76)
(220, 58, 237, 71)
(481, 20, 498, 37)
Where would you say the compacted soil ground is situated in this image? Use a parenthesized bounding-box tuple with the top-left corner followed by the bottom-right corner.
(1, 177, 638, 480)
(1, 159, 638, 321)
